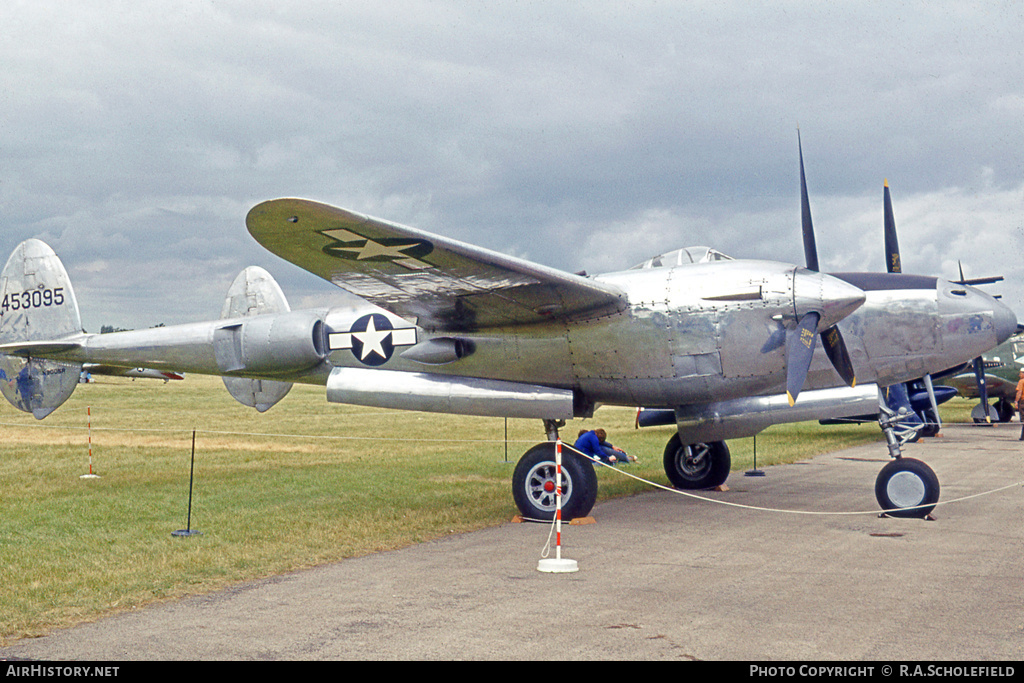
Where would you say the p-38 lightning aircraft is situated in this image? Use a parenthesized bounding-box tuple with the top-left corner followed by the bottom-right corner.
(0, 149, 1017, 522)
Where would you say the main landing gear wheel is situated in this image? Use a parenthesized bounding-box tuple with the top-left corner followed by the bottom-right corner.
(918, 408, 940, 438)
(663, 435, 731, 490)
(995, 399, 1015, 424)
(874, 457, 940, 518)
(512, 442, 598, 521)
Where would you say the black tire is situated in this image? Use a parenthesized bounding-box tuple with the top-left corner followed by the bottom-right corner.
(663, 435, 730, 489)
(874, 457, 940, 518)
(918, 409, 940, 438)
(995, 399, 1015, 424)
(512, 442, 598, 521)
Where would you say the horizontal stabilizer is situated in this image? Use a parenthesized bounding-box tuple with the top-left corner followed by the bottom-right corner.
(0, 340, 82, 357)
(955, 276, 1004, 286)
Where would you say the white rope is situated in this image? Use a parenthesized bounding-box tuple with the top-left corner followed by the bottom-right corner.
(540, 518, 556, 558)
(0, 419, 541, 444)
(3, 417, 1019, 516)
(559, 442, 1023, 517)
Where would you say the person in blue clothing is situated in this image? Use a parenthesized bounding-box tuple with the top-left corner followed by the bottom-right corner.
(573, 428, 637, 465)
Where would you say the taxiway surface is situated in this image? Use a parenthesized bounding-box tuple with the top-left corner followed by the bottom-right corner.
(3, 423, 1022, 660)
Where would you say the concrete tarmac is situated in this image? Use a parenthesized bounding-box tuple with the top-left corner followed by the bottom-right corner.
(2, 423, 1022, 661)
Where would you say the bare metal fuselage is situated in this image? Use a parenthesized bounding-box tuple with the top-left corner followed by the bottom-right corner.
(48, 257, 1012, 423)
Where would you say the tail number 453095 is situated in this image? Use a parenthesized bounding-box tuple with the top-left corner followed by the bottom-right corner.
(1, 287, 65, 313)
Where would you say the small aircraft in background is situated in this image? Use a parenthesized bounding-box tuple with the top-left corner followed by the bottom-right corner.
(79, 364, 185, 383)
(942, 331, 1024, 423)
(0, 138, 1016, 522)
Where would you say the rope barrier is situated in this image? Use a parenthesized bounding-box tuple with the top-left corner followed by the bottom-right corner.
(558, 441, 1023, 517)
(2, 415, 1019, 516)
(0, 419, 544, 444)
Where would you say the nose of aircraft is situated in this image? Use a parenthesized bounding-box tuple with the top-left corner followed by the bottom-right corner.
(992, 298, 1018, 344)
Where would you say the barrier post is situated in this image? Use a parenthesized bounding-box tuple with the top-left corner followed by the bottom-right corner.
(80, 406, 100, 479)
(172, 429, 202, 537)
(537, 439, 578, 573)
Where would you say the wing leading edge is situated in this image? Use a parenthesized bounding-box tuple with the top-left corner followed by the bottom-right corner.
(245, 198, 627, 331)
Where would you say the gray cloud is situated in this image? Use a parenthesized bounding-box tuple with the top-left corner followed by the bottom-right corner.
(2, 1, 1021, 330)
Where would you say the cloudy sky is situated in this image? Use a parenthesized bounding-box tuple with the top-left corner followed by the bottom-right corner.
(3, 1, 1022, 332)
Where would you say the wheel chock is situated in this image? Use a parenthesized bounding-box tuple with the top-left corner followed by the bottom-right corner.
(511, 515, 596, 524)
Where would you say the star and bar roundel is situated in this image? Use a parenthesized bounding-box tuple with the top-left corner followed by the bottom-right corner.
(328, 314, 418, 366)
(319, 228, 434, 270)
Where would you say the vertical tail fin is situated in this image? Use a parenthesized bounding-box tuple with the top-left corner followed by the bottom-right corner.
(218, 266, 294, 412)
(0, 240, 84, 418)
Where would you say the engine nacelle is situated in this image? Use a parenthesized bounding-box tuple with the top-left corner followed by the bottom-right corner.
(325, 366, 575, 419)
(672, 383, 880, 443)
(214, 310, 327, 375)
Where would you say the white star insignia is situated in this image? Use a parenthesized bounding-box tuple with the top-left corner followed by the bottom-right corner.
(321, 229, 431, 270)
(350, 316, 390, 361)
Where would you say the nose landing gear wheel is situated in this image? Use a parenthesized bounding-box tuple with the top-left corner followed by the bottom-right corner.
(875, 457, 940, 518)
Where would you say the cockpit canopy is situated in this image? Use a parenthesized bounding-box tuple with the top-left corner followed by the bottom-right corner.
(629, 246, 733, 270)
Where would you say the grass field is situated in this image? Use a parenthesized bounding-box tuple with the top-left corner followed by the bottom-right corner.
(0, 374, 972, 643)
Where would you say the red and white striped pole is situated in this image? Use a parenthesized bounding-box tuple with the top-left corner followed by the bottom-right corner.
(80, 405, 100, 479)
(537, 438, 578, 573)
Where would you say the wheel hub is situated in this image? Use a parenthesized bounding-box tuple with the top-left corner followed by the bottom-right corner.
(523, 462, 572, 513)
(886, 471, 926, 508)
(679, 444, 711, 477)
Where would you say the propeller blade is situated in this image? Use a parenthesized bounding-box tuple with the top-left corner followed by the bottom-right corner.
(794, 134, 859, 395)
(973, 356, 991, 423)
(798, 130, 819, 272)
(821, 325, 856, 387)
(923, 373, 942, 432)
(786, 311, 820, 406)
(883, 179, 901, 274)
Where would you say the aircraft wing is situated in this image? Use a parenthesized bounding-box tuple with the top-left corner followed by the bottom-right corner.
(246, 198, 627, 331)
